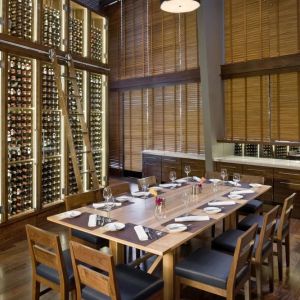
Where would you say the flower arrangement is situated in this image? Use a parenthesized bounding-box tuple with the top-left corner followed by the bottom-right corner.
(155, 197, 164, 206)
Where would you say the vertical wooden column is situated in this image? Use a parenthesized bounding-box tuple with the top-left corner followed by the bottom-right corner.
(198, 0, 231, 171)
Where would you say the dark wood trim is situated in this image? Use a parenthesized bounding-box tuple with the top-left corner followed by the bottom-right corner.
(0, 33, 110, 75)
(109, 68, 201, 91)
(217, 139, 300, 146)
(72, 0, 107, 17)
(221, 53, 300, 79)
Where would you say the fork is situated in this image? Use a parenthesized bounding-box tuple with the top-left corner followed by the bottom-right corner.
(144, 227, 153, 239)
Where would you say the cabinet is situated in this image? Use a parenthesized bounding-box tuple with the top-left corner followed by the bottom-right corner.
(274, 169, 300, 218)
(142, 154, 162, 183)
(0, 0, 108, 224)
(162, 157, 181, 182)
(181, 159, 205, 178)
(215, 162, 243, 176)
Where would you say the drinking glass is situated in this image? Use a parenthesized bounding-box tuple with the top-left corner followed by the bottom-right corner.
(182, 191, 191, 216)
(220, 168, 227, 183)
(184, 165, 191, 179)
(103, 186, 112, 202)
(103, 186, 113, 221)
(233, 173, 240, 187)
(141, 182, 149, 202)
(169, 170, 176, 183)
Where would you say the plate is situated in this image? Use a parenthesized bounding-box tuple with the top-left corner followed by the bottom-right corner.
(228, 194, 243, 200)
(115, 196, 131, 202)
(65, 210, 81, 218)
(103, 222, 125, 231)
(249, 183, 262, 188)
(203, 207, 222, 214)
(132, 191, 151, 197)
(166, 223, 187, 233)
(176, 179, 187, 183)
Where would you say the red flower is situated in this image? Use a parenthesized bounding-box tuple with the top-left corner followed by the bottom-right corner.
(155, 197, 163, 206)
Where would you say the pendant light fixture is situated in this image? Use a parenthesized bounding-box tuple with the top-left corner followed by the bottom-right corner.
(160, 0, 200, 13)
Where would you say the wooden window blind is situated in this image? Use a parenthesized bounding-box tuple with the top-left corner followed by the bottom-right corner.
(224, 0, 300, 143)
(123, 83, 203, 172)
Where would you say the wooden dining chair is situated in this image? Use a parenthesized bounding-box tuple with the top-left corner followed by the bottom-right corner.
(212, 205, 279, 299)
(110, 182, 131, 195)
(65, 189, 106, 248)
(237, 174, 265, 218)
(274, 193, 295, 281)
(137, 176, 157, 190)
(175, 224, 257, 300)
(26, 224, 75, 300)
(69, 241, 164, 300)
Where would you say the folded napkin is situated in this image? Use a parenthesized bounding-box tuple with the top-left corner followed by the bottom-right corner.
(88, 214, 97, 227)
(175, 215, 209, 222)
(115, 195, 132, 202)
(132, 191, 151, 197)
(208, 201, 236, 206)
(227, 181, 241, 187)
(159, 183, 180, 188)
(230, 189, 255, 195)
(92, 202, 121, 208)
(134, 225, 148, 241)
(193, 176, 201, 182)
(176, 178, 187, 183)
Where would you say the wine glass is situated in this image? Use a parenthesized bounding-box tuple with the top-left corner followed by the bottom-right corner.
(184, 165, 191, 180)
(103, 186, 112, 202)
(141, 182, 149, 203)
(103, 186, 113, 222)
(220, 168, 227, 183)
(169, 170, 177, 183)
(233, 173, 240, 187)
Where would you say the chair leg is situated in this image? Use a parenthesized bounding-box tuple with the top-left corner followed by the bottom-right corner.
(285, 234, 290, 268)
(174, 277, 181, 300)
(268, 253, 274, 292)
(32, 280, 40, 300)
(277, 240, 283, 281)
(244, 279, 251, 300)
(255, 264, 262, 300)
(211, 224, 215, 237)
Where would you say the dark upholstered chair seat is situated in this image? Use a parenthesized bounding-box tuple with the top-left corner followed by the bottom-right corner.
(36, 249, 74, 288)
(238, 199, 263, 214)
(175, 248, 249, 289)
(238, 214, 264, 231)
(275, 219, 289, 239)
(81, 264, 163, 300)
(212, 230, 272, 257)
(71, 229, 104, 245)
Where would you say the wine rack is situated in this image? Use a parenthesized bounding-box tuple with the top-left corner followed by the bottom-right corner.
(68, 70, 84, 194)
(275, 145, 288, 159)
(8, 0, 33, 40)
(91, 25, 103, 61)
(244, 144, 258, 157)
(234, 144, 243, 156)
(42, 4, 61, 48)
(41, 64, 61, 205)
(260, 145, 273, 158)
(90, 73, 103, 183)
(7, 53, 34, 219)
(69, 6, 83, 56)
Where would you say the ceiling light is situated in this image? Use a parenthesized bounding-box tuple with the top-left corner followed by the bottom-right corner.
(160, 0, 200, 13)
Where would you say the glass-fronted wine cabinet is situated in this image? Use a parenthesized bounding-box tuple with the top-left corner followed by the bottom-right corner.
(0, 0, 108, 223)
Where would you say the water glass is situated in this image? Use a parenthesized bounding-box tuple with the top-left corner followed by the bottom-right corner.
(169, 170, 177, 183)
(220, 168, 227, 183)
(233, 173, 240, 187)
(184, 165, 191, 179)
(182, 191, 191, 215)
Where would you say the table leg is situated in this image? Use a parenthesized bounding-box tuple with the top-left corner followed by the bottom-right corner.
(110, 241, 124, 264)
(163, 249, 175, 300)
(224, 211, 237, 230)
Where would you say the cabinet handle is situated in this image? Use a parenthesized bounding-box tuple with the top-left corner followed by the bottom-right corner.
(244, 168, 262, 172)
(279, 181, 300, 186)
(277, 172, 299, 177)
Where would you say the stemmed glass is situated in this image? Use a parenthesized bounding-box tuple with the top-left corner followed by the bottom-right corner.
(220, 168, 227, 184)
(169, 170, 177, 183)
(184, 165, 191, 180)
(233, 173, 240, 187)
(141, 182, 149, 202)
(103, 186, 114, 222)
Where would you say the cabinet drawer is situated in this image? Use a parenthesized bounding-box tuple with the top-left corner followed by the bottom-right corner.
(181, 159, 205, 178)
(215, 162, 243, 175)
(142, 154, 162, 183)
(162, 157, 181, 182)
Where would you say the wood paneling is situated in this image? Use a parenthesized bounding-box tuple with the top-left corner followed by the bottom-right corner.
(142, 154, 162, 183)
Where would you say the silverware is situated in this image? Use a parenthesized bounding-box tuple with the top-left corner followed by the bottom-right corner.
(96, 215, 101, 226)
(144, 227, 153, 240)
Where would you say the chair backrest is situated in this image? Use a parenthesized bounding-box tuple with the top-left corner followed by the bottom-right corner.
(240, 174, 264, 184)
(65, 189, 101, 211)
(205, 171, 221, 180)
(255, 205, 279, 262)
(110, 182, 131, 196)
(26, 224, 67, 289)
(70, 241, 120, 300)
(227, 224, 257, 292)
(137, 176, 157, 190)
(277, 193, 295, 240)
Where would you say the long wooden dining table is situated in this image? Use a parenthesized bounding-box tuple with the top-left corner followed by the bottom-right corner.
(48, 181, 270, 300)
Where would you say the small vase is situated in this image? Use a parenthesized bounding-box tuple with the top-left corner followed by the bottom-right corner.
(154, 201, 166, 221)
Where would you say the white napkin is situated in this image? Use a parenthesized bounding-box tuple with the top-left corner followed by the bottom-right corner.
(159, 183, 180, 188)
(115, 195, 132, 202)
(176, 178, 187, 183)
(227, 181, 241, 187)
(88, 214, 97, 227)
(92, 202, 121, 208)
(208, 201, 236, 206)
(132, 191, 151, 197)
(230, 189, 255, 195)
(193, 176, 201, 182)
(150, 186, 164, 191)
(134, 225, 148, 241)
(175, 215, 209, 222)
